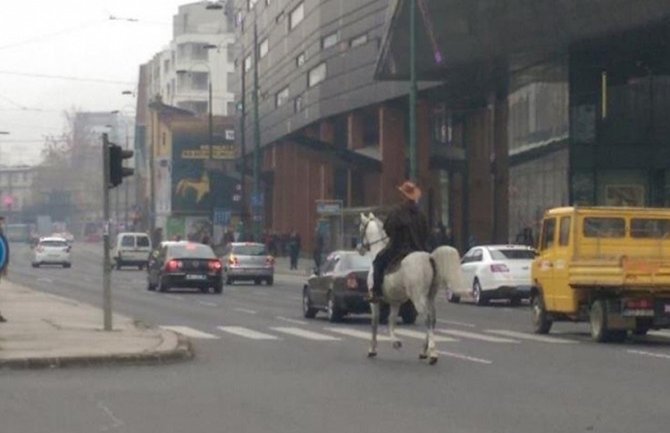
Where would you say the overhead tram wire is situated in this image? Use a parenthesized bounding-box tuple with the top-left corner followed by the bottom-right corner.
(0, 70, 134, 85)
(0, 20, 107, 51)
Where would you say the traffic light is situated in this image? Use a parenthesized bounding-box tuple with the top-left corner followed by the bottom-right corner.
(109, 142, 134, 188)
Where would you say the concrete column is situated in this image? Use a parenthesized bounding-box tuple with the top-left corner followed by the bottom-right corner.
(379, 104, 406, 206)
(347, 111, 365, 150)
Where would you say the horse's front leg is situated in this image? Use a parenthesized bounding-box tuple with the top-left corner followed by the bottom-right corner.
(368, 302, 379, 358)
(388, 303, 402, 349)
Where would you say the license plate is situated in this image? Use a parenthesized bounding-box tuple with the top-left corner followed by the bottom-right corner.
(186, 274, 207, 280)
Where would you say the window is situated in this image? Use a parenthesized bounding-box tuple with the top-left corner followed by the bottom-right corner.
(275, 86, 289, 107)
(259, 38, 269, 58)
(308, 62, 326, 87)
(540, 218, 556, 250)
(163, 59, 170, 73)
(559, 217, 571, 246)
(489, 249, 536, 260)
(631, 218, 670, 238)
(583, 217, 625, 238)
(294, 95, 303, 112)
(191, 72, 209, 91)
(225, 130, 235, 140)
(350, 33, 368, 48)
(289, 2, 304, 30)
(296, 52, 305, 67)
(137, 236, 150, 247)
(322, 32, 339, 49)
(121, 236, 135, 248)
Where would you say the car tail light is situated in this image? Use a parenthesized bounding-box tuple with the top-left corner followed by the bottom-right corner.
(36, 246, 44, 253)
(166, 260, 183, 272)
(208, 260, 222, 271)
(346, 273, 359, 290)
(266, 255, 275, 267)
(490, 263, 509, 273)
(228, 255, 239, 266)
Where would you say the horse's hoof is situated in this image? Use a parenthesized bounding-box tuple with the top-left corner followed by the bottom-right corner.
(429, 356, 438, 365)
(419, 353, 428, 360)
(367, 351, 377, 358)
(392, 341, 402, 350)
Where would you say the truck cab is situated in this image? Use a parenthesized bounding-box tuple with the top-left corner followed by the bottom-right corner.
(531, 206, 670, 342)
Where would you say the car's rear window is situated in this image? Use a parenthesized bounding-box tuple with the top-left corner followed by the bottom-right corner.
(232, 244, 266, 256)
(489, 249, 536, 260)
(121, 236, 134, 247)
(631, 218, 670, 238)
(41, 240, 68, 248)
(137, 236, 150, 247)
(340, 254, 372, 270)
(168, 244, 215, 258)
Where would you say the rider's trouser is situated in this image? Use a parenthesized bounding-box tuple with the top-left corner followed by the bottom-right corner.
(372, 248, 394, 296)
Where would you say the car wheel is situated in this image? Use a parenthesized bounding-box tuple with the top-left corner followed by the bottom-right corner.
(266, 277, 274, 286)
(531, 292, 552, 334)
(446, 289, 461, 303)
(326, 292, 343, 323)
(473, 279, 488, 306)
(400, 301, 417, 324)
(254, 278, 262, 285)
(225, 275, 234, 285)
(302, 287, 317, 319)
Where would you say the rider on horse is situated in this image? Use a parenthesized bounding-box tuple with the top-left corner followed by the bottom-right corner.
(368, 181, 430, 303)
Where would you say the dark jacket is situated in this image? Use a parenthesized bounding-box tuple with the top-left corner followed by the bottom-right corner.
(383, 201, 430, 260)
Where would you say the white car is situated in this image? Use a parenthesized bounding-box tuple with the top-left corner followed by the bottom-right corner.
(32, 237, 72, 268)
(449, 244, 536, 306)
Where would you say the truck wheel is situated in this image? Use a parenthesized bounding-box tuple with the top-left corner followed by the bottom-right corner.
(531, 293, 552, 334)
(590, 299, 611, 342)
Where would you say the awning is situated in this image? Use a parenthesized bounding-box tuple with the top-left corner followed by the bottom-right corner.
(289, 135, 382, 171)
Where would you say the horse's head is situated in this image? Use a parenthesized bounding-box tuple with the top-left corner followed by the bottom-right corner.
(359, 212, 387, 252)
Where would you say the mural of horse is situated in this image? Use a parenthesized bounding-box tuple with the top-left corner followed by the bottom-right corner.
(176, 172, 210, 203)
(359, 212, 464, 365)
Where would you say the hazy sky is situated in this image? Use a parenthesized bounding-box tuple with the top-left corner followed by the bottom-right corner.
(0, 0, 198, 165)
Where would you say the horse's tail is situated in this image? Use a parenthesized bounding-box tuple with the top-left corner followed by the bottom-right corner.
(430, 246, 466, 294)
(428, 256, 438, 299)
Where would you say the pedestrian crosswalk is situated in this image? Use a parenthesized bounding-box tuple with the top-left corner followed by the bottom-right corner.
(160, 322, 599, 346)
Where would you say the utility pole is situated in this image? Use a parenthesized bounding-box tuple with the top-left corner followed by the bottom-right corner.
(408, 0, 418, 181)
(102, 134, 112, 331)
(251, 11, 261, 241)
(239, 37, 247, 242)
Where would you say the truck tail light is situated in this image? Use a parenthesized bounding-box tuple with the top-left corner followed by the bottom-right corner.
(490, 263, 509, 273)
(625, 298, 653, 310)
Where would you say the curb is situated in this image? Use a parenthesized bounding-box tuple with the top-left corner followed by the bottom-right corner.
(0, 331, 194, 371)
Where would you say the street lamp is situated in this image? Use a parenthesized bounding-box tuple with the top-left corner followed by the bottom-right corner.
(111, 106, 135, 228)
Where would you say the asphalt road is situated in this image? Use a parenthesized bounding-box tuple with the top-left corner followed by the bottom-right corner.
(2, 242, 670, 433)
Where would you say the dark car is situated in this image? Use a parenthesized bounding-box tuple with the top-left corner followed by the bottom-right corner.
(302, 250, 417, 324)
(147, 241, 223, 294)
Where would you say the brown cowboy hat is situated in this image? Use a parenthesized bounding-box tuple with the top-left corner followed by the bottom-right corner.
(397, 180, 422, 202)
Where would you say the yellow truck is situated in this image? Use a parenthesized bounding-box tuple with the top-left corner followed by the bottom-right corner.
(531, 206, 670, 342)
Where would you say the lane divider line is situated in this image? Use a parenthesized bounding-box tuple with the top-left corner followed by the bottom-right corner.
(325, 327, 393, 341)
(270, 327, 341, 341)
(197, 301, 218, 307)
(437, 329, 520, 343)
(276, 316, 308, 325)
(217, 326, 279, 340)
(436, 350, 493, 365)
(394, 329, 458, 342)
(234, 308, 258, 315)
(436, 319, 476, 328)
(485, 329, 577, 344)
(627, 349, 670, 360)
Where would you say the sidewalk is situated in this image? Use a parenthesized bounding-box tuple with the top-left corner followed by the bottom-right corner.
(272, 255, 314, 278)
(0, 280, 192, 369)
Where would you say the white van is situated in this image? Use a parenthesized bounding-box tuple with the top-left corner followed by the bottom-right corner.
(112, 232, 152, 270)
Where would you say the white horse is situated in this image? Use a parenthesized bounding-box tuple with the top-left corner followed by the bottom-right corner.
(359, 212, 463, 364)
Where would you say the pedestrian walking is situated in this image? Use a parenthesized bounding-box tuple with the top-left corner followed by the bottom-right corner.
(313, 230, 324, 270)
(288, 229, 301, 270)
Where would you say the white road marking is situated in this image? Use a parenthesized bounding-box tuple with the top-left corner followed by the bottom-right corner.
(436, 319, 476, 328)
(438, 329, 520, 343)
(436, 350, 493, 365)
(325, 327, 393, 341)
(217, 326, 279, 340)
(36, 277, 53, 283)
(234, 308, 257, 315)
(394, 329, 458, 342)
(161, 326, 220, 339)
(166, 295, 185, 301)
(276, 316, 308, 325)
(271, 327, 341, 341)
(485, 329, 577, 344)
(627, 349, 670, 360)
(197, 301, 218, 307)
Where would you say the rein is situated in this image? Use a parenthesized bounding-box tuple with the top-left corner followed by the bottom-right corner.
(361, 218, 388, 251)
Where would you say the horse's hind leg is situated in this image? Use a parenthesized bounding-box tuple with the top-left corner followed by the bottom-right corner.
(368, 303, 379, 358)
(425, 299, 438, 365)
(388, 304, 402, 349)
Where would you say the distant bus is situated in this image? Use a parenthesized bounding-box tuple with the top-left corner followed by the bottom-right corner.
(4, 223, 32, 243)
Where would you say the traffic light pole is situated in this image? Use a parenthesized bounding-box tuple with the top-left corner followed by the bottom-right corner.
(102, 134, 113, 331)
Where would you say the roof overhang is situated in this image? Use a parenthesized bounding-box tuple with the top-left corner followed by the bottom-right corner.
(376, 0, 670, 81)
(288, 135, 382, 171)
